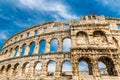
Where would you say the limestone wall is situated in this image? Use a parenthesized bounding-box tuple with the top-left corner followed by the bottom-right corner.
(0, 15, 120, 80)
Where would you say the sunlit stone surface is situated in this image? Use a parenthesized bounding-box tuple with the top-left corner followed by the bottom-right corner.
(0, 15, 120, 80)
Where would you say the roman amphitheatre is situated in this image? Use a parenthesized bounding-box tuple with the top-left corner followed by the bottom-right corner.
(0, 15, 120, 80)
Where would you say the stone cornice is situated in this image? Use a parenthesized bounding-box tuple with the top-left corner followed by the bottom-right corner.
(0, 52, 70, 63)
(71, 46, 117, 50)
(105, 17, 120, 21)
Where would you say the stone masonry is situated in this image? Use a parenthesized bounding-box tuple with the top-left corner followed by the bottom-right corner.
(0, 15, 120, 80)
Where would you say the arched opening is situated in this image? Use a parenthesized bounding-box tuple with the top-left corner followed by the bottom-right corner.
(113, 37, 119, 47)
(20, 44, 26, 56)
(88, 15, 92, 20)
(64, 25, 70, 30)
(76, 31, 88, 44)
(6, 64, 11, 76)
(62, 61, 72, 78)
(98, 56, 117, 76)
(22, 62, 30, 76)
(93, 30, 107, 44)
(14, 46, 19, 57)
(50, 39, 58, 53)
(98, 61, 108, 76)
(38, 40, 46, 54)
(29, 42, 35, 55)
(79, 61, 89, 75)
(13, 63, 19, 76)
(78, 57, 92, 75)
(5, 50, 8, 54)
(62, 38, 71, 52)
(34, 62, 42, 76)
(47, 61, 56, 76)
(0, 65, 5, 74)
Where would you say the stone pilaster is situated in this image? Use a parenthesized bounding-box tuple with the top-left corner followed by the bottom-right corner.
(16, 46, 22, 57)
(45, 39, 50, 53)
(24, 44, 30, 56)
(114, 59, 120, 76)
(10, 66, 14, 77)
(34, 41, 39, 54)
(58, 38, 62, 52)
(92, 60, 101, 80)
(72, 61, 79, 80)
(10, 49, 15, 58)
(54, 60, 62, 77)
(41, 61, 47, 76)
(29, 63, 34, 78)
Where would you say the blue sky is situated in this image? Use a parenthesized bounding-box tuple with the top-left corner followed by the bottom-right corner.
(0, 0, 120, 50)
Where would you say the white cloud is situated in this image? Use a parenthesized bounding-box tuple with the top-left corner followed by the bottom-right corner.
(13, 20, 30, 28)
(0, 30, 9, 42)
(0, 14, 11, 21)
(19, 0, 78, 20)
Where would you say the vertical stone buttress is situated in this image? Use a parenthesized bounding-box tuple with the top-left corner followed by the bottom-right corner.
(29, 62, 34, 78)
(92, 58, 101, 80)
(58, 38, 62, 52)
(54, 59, 62, 77)
(16, 45, 22, 57)
(72, 54, 79, 80)
(45, 39, 50, 53)
(34, 40, 39, 54)
(41, 61, 47, 76)
(24, 44, 30, 55)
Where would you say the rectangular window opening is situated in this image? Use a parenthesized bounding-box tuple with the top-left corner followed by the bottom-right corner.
(53, 26, 58, 31)
(117, 25, 120, 29)
(35, 30, 38, 35)
(64, 25, 70, 30)
(27, 32, 30, 37)
(21, 35, 23, 38)
(44, 28, 47, 32)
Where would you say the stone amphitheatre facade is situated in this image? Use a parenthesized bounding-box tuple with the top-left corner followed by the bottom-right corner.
(0, 15, 120, 80)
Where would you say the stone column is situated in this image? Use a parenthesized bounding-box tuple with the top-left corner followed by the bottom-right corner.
(114, 59, 120, 76)
(10, 49, 15, 58)
(88, 35, 94, 45)
(5, 51, 9, 59)
(6, 67, 9, 78)
(16, 65, 23, 77)
(28, 63, 34, 78)
(2, 67, 6, 78)
(45, 39, 50, 53)
(41, 61, 47, 76)
(58, 38, 62, 52)
(59, 24, 64, 31)
(24, 44, 30, 56)
(54, 60, 62, 77)
(72, 61, 79, 80)
(6, 66, 13, 78)
(34, 41, 39, 54)
(9, 66, 14, 78)
(7, 48, 13, 58)
(71, 36, 76, 47)
(16, 45, 22, 57)
(92, 59, 101, 80)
